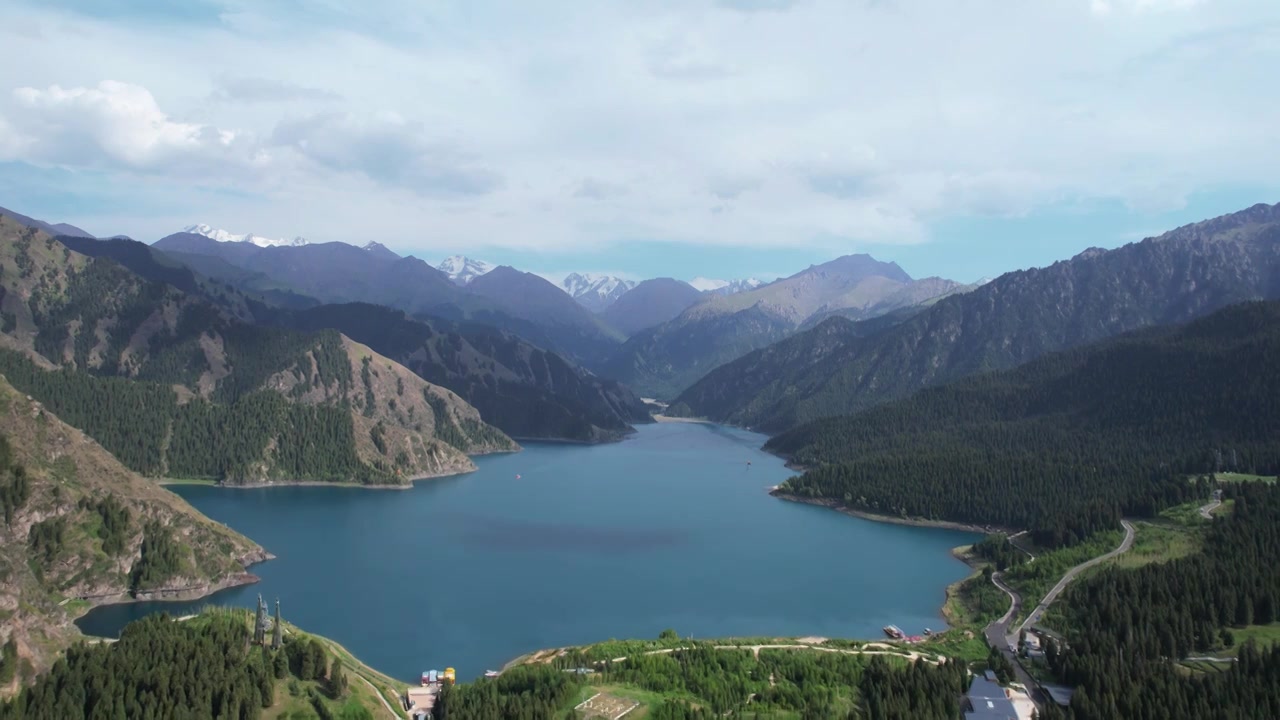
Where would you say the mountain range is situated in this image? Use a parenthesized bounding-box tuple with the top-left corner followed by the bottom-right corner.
(182, 223, 309, 248)
(671, 201, 1280, 432)
(36, 231, 650, 445)
(10, 202, 1280, 451)
(690, 277, 765, 294)
(432, 254, 766, 313)
(605, 255, 974, 399)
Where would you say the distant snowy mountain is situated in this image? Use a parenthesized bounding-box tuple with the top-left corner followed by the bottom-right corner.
(183, 223, 308, 248)
(561, 272, 636, 312)
(689, 277, 764, 295)
(438, 255, 496, 285)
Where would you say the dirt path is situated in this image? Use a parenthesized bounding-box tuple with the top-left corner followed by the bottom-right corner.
(356, 673, 403, 720)
(1199, 499, 1222, 520)
(605, 643, 943, 666)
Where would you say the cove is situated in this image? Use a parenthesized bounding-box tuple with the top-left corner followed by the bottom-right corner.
(78, 422, 979, 681)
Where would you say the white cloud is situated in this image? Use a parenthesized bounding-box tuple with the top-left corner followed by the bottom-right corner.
(0, 81, 262, 173)
(0, 0, 1276, 252)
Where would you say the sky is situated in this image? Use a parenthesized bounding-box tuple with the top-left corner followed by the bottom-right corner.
(0, 0, 1277, 285)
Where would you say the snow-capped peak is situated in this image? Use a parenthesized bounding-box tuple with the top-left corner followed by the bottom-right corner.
(561, 272, 635, 299)
(690, 277, 763, 295)
(689, 277, 729, 292)
(183, 224, 308, 248)
(558, 272, 637, 311)
(438, 255, 496, 285)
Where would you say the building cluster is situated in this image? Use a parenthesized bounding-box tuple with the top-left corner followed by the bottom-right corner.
(963, 670, 1018, 720)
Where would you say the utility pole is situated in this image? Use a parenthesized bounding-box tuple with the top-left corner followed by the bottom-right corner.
(254, 594, 267, 645)
(272, 599, 283, 650)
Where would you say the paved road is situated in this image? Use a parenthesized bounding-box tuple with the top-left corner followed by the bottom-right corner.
(980, 520, 1137, 712)
(1199, 499, 1222, 520)
(1013, 519, 1135, 637)
(984, 571, 1022, 651)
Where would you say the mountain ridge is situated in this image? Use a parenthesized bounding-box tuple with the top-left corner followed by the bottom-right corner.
(182, 223, 309, 248)
(561, 272, 636, 312)
(604, 253, 969, 399)
(438, 255, 495, 284)
(601, 277, 704, 337)
(673, 201, 1280, 431)
(766, 299, 1280, 541)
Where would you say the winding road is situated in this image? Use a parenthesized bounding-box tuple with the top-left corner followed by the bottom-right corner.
(1013, 519, 1136, 638)
(984, 571, 1023, 651)
(980, 520, 1137, 711)
(1199, 499, 1222, 520)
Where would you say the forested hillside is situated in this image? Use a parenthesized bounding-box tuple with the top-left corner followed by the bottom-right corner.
(0, 611, 385, 719)
(278, 303, 651, 442)
(674, 201, 1280, 431)
(0, 377, 265, 680)
(0, 218, 513, 484)
(769, 301, 1280, 544)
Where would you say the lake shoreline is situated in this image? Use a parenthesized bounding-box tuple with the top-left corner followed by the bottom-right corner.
(652, 414, 713, 424)
(73, 548, 275, 637)
(768, 490, 996, 534)
(940, 544, 984, 626)
(159, 468, 485, 491)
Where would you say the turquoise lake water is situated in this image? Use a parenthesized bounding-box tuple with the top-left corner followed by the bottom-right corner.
(77, 422, 979, 681)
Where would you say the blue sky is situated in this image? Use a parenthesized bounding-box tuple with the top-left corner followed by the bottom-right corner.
(1, 0, 1278, 285)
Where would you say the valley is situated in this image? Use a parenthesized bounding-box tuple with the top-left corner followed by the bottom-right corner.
(1, 198, 1279, 720)
(6, 2, 1280, 716)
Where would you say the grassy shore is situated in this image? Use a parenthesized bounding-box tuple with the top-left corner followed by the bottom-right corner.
(942, 545, 1008, 629)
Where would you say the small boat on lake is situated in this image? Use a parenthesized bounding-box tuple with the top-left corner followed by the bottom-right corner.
(484, 670, 499, 678)
(883, 625, 905, 639)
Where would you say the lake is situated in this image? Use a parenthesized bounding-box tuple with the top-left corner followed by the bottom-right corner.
(78, 422, 979, 681)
